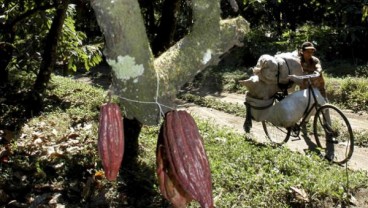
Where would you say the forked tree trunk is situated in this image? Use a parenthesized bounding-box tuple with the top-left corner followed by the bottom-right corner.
(91, 0, 250, 125)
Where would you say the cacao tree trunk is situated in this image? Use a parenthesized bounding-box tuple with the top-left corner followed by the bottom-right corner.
(91, 0, 161, 125)
(0, 42, 12, 85)
(122, 118, 142, 165)
(0, 24, 15, 85)
(32, 1, 69, 112)
(119, 117, 145, 205)
(91, 0, 250, 126)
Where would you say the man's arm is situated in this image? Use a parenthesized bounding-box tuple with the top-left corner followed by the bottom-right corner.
(313, 56, 322, 72)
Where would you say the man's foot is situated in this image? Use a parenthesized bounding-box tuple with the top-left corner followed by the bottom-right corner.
(324, 153, 334, 162)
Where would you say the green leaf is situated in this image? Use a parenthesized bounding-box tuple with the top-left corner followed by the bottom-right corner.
(363, 5, 368, 22)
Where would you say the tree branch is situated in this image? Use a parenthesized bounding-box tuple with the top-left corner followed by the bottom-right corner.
(91, 0, 249, 125)
(10, 4, 55, 28)
(91, 0, 160, 125)
(32, 0, 69, 113)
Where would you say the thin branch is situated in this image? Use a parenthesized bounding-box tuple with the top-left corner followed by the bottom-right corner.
(4, 4, 19, 14)
(228, 0, 239, 12)
(10, 3, 55, 28)
(0, 42, 17, 49)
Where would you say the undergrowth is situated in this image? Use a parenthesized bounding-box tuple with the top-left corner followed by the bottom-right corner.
(325, 76, 368, 112)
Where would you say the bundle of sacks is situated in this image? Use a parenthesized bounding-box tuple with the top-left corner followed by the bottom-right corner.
(240, 53, 326, 128)
(252, 52, 303, 85)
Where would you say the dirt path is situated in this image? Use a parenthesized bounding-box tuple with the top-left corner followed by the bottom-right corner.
(179, 92, 368, 172)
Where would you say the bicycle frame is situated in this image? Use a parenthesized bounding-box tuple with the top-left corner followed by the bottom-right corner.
(288, 72, 325, 137)
(263, 71, 354, 163)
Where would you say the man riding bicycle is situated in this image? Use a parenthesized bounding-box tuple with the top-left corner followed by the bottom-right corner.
(297, 42, 327, 100)
(297, 42, 336, 160)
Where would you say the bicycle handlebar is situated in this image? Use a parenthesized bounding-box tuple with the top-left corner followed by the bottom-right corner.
(288, 71, 320, 80)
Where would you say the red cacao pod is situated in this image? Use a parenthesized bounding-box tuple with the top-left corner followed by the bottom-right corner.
(98, 103, 124, 181)
(156, 110, 213, 208)
(157, 127, 193, 207)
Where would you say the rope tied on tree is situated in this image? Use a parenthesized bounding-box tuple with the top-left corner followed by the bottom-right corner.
(109, 69, 176, 123)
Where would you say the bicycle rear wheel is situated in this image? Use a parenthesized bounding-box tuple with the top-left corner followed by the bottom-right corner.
(262, 121, 291, 145)
(313, 104, 354, 164)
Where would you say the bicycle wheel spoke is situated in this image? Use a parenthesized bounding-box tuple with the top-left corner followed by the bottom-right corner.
(313, 105, 354, 164)
(262, 121, 291, 145)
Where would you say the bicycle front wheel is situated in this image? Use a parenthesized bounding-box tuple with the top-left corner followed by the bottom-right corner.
(313, 104, 354, 164)
(262, 120, 291, 145)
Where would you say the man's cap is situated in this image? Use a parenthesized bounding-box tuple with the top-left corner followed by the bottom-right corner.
(301, 42, 316, 51)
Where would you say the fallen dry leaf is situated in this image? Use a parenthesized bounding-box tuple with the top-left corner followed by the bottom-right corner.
(290, 186, 309, 202)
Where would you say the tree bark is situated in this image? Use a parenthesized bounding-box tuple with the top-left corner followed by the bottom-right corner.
(122, 118, 142, 165)
(0, 40, 13, 84)
(32, 1, 69, 110)
(91, 0, 250, 125)
(91, 0, 160, 125)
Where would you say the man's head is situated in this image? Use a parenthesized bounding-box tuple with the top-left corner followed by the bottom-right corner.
(301, 42, 316, 58)
(301, 42, 316, 51)
(301, 41, 316, 51)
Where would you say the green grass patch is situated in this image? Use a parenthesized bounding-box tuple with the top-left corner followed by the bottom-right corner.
(325, 76, 368, 112)
(184, 66, 249, 94)
(178, 93, 246, 117)
(45, 75, 108, 122)
(196, 122, 367, 207)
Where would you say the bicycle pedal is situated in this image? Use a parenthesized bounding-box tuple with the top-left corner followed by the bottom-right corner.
(291, 137, 302, 141)
(326, 138, 339, 144)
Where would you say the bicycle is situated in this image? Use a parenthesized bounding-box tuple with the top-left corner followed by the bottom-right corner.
(262, 72, 354, 164)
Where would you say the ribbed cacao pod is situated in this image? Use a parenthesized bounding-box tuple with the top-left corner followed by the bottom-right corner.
(98, 103, 124, 181)
(156, 110, 213, 208)
(157, 130, 192, 208)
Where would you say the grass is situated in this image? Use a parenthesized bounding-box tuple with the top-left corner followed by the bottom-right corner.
(45, 75, 109, 121)
(1, 75, 368, 207)
(325, 76, 368, 112)
(178, 93, 246, 117)
(203, 128, 365, 207)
